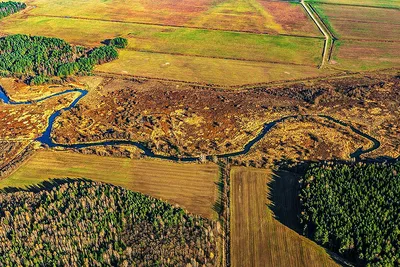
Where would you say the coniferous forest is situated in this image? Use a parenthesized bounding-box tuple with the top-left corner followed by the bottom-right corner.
(300, 161, 400, 266)
(0, 181, 218, 266)
(0, 34, 119, 84)
(0, 1, 26, 19)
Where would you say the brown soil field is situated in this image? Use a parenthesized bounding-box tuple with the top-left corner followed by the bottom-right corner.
(230, 167, 338, 266)
(330, 40, 400, 71)
(0, 150, 220, 219)
(51, 71, 400, 162)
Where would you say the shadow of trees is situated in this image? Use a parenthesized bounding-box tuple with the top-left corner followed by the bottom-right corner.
(0, 177, 91, 194)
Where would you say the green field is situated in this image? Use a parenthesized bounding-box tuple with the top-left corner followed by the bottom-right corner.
(1, 150, 220, 219)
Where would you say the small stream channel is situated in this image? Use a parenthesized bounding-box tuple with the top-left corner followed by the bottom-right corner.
(0, 87, 380, 162)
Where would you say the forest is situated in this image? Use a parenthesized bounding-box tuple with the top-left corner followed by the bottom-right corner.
(0, 1, 26, 19)
(0, 34, 120, 84)
(0, 180, 218, 266)
(300, 161, 400, 266)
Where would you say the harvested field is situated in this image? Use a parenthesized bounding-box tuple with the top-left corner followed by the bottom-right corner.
(331, 40, 400, 70)
(230, 167, 338, 267)
(22, 0, 320, 35)
(0, 150, 220, 219)
(313, 4, 400, 40)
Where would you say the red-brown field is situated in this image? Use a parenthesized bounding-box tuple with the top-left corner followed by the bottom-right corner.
(258, 0, 320, 36)
(331, 40, 400, 70)
(314, 4, 400, 40)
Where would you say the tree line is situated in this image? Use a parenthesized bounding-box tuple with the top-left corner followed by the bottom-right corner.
(0, 1, 26, 19)
(300, 161, 400, 266)
(0, 34, 124, 84)
(0, 180, 218, 266)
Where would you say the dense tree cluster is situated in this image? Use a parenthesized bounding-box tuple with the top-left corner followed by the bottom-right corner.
(300, 161, 400, 266)
(109, 37, 128, 49)
(0, 181, 218, 266)
(0, 1, 26, 19)
(0, 34, 119, 84)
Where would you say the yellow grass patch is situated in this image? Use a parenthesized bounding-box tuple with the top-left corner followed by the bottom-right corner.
(95, 50, 333, 85)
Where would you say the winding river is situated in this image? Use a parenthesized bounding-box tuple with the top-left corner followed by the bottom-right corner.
(0, 87, 380, 162)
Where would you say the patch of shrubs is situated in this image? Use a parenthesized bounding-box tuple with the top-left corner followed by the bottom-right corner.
(109, 37, 128, 49)
(0, 34, 120, 85)
(0, 1, 26, 19)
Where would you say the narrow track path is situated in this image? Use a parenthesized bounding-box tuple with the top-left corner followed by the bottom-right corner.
(301, 0, 334, 68)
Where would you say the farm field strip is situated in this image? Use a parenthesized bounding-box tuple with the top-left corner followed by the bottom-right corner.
(23, 13, 324, 39)
(123, 48, 316, 67)
(305, 0, 400, 9)
(331, 40, 400, 70)
(230, 167, 338, 267)
(24, 0, 322, 36)
(0, 150, 220, 220)
(94, 50, 335, 86)
(312, 3, 400, 41)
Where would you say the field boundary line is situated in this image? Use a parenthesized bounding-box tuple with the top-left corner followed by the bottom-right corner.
(339, 38, 400, 43)
(331, 18, 400, 26)
(305, 1, 400, 10)
(23, 14, 324, 40)
(123, 48, 317, 67)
